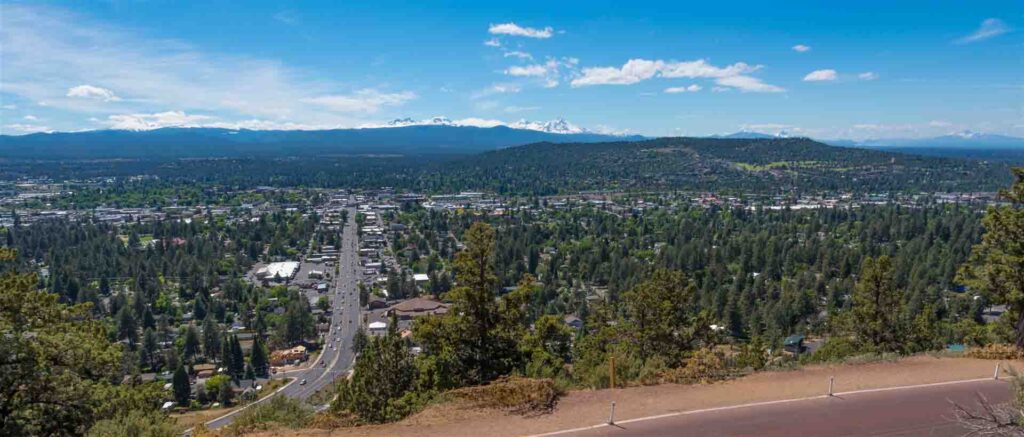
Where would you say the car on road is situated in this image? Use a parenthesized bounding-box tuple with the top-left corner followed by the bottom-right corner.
(299, 379, 307, 385)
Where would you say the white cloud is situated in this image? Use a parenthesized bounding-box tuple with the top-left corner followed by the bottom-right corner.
(572, 59, 664, 86)
(66, 84, 120, 101)
(660, 60, 761, 79)
(23, 115, 38, 121)
(792, 44, 811, 53)
(955, 18, 1011, 44)
(484, 38, 501, 47)
(664, 84, 702, 93)
(858, 71, 878, 80)
(504, 51, 533, 60)
(571, 58, 782, 92)
(803, 69, 838, 81)
(504, 64, 549, 77)
(301, 89, 416, 113)
(488, 23, 553, 39)
(1, 104, 17, 110)
(106, 110, 213, 130)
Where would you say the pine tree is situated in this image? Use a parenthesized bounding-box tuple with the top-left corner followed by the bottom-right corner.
(249, 336, 269, 377)
(172, 365, 190, 407)
(959, 168, 1024, 348)
(849, 256, 904, 352)
(229, 335, 245, 378)
(182, 325, 201, 362)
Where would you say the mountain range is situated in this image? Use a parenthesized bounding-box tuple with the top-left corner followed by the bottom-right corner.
(0, 122, 642, 159)
(1, 118, 1021, 161)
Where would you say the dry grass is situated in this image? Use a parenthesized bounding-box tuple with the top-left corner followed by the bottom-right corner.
(447, 377, 561, 416)
(967, 344, 1024, 360)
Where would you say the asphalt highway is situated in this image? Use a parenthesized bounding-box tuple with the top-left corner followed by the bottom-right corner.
(556, 379, 1012, 437)
(203, 205, 361, 430)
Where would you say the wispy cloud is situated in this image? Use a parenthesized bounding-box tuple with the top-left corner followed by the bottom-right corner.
(792, 44, 811, 53)
(273, 10, 300, 25)
(488, 22, 554, 39)
(300, 89, 417, 113)
(484, 38, 501, 47)
(1, 4, 412, 130)
(505, 64, 549, 77)
(955, 18, 1011, 44)
(858, 71, 878, 80)
(803, 69, 837, 81)
(571, 58, 783, 92)
(664, 84, 702, 93)
(504, 105, 540, 113)
(504, 51, 533, 60)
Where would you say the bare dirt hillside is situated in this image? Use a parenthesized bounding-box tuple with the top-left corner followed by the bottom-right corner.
(248, 356, 1021, 437)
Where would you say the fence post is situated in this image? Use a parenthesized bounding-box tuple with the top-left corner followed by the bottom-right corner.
(828, 376, 835, 396)
(994, 363, 1001, 380)
(608, 401, 616, 425)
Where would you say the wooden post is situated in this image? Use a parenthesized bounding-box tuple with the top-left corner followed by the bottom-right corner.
(608, 401, 616, 425)
(609, 355, 616, 389)
(828, 376, 834, 396)
(995, 363, 1001, 380)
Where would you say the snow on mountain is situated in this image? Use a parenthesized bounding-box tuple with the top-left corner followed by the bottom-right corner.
(375, 116, 589, 134)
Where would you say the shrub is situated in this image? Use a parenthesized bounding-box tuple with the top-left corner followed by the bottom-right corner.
(86, 411, 178, 437)
(224, 395, 313, 436)
(807, 336, 861, 363)
(448, 377, 561, 416)
(661, 348, 731, 384)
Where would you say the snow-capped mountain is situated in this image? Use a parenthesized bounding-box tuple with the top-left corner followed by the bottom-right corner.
(710, 130, 794, 139)
(854, 131, 1024, 149)
(377, 116, 588, 134)
(509, 118, 586, 134)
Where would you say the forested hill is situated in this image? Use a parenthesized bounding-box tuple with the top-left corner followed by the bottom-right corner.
(413, 137, 1016, 195)
(1, 136, 1015, 196)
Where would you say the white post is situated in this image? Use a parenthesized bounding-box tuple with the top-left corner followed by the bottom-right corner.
(828, 376, 835, 396)
(995, 363, 1001, 380)
(608, 401, 616, 425)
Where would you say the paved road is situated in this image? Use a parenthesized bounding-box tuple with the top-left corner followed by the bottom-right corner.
(558, 380, 1012, 437)
(203, 205, 361, 430)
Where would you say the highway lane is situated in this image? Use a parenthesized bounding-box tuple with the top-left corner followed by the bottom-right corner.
(555, 379, 1012, 437)
(203, 204, 361, 430)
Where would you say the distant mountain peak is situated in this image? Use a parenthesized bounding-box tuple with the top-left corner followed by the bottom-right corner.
(375, 116, 590, 134)
(509, 117, 586, 134)
(952, 129, 980, 139)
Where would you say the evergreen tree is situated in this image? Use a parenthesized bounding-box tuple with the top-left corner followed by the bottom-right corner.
(960, 168, 1024, 347)
(250, 336, 269, 377)
(172, 365, 190, 407)
(848, 256, 904, 352)
(201, 314, 221, 361)
(182, 324, 201, 362)
(333, 322, 416, 423)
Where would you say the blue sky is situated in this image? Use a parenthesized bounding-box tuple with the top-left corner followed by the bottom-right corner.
(1, 0, 1021, 138)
